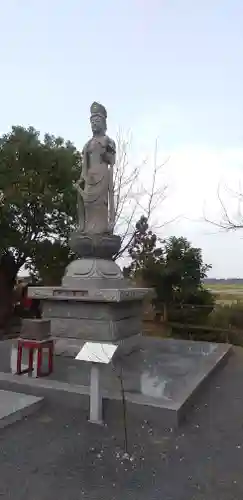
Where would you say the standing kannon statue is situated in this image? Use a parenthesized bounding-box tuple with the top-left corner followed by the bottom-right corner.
(75, 102, 116, 234)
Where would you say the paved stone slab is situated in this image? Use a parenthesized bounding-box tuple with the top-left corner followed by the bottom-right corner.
(0, 337, 231, 427)
(0, 350, 242, 500)
(0, 390, 43, 428)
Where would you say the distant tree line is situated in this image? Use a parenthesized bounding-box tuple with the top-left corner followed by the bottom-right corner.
(204, 278, 243, 285)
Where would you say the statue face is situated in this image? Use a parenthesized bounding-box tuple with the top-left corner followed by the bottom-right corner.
(90, 115, 106, 134)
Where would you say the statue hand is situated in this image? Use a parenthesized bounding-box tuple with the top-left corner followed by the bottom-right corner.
(74, 178, 83, 189)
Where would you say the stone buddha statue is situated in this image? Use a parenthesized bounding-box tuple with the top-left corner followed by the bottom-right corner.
(75, 102, 116, 235)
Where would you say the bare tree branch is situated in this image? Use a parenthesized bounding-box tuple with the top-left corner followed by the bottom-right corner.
(204, 182, 243, 231)
(113, 133, 172, 259)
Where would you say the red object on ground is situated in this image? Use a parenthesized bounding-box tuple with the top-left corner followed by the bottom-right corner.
(22, 296, 32, 309)
(16, 338, 54, 377)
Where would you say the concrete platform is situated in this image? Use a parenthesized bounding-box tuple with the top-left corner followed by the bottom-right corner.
(0, 390, 43, 428)
(0, 349, 242, 500)
(0, 337, 231, 428)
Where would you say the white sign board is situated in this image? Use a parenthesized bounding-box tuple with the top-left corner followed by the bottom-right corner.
(75, 342, 117, 364)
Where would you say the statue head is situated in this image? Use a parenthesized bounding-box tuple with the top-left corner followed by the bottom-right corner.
(90, 101, 107, 135)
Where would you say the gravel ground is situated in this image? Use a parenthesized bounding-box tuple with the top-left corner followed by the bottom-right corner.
(1, 347, 243, 500)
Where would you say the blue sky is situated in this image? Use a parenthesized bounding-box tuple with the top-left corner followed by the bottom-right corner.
(1, 0, 243, 277)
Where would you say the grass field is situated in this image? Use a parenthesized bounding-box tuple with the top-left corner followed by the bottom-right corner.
(206, 283, 243, 305)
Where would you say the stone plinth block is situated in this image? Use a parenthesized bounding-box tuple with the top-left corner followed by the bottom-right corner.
(28, 286, 151, 342)
(21, 318, 51, 341)
(69, 231, 121, 259)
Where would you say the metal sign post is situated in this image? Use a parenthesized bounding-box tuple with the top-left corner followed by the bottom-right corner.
(75, 342, 118, 425)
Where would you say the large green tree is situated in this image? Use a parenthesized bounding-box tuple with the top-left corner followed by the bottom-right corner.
(0, 126, 81, 332)
(124, 216, 215, 326)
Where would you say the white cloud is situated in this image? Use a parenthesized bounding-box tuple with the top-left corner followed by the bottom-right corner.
(126, 142, 243, 277)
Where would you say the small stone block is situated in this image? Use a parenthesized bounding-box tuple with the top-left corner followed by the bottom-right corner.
(21, 319, 51, 341)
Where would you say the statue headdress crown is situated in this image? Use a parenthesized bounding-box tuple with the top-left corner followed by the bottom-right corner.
(90, 101, 107, 119)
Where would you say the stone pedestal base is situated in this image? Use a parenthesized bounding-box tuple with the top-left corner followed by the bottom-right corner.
(28, 286, 150, 343)
(28, 240, 151, 353)
(62, 257, 124, 289)
(69, 231, 121, 260)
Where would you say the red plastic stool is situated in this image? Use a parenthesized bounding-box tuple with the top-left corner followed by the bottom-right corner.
(16, 338, 54, 377)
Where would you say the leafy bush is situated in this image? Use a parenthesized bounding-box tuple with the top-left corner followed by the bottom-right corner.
(125, 216, 215, 328)
(170, 302, 243, 345)
(208, 302, 243, 330)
